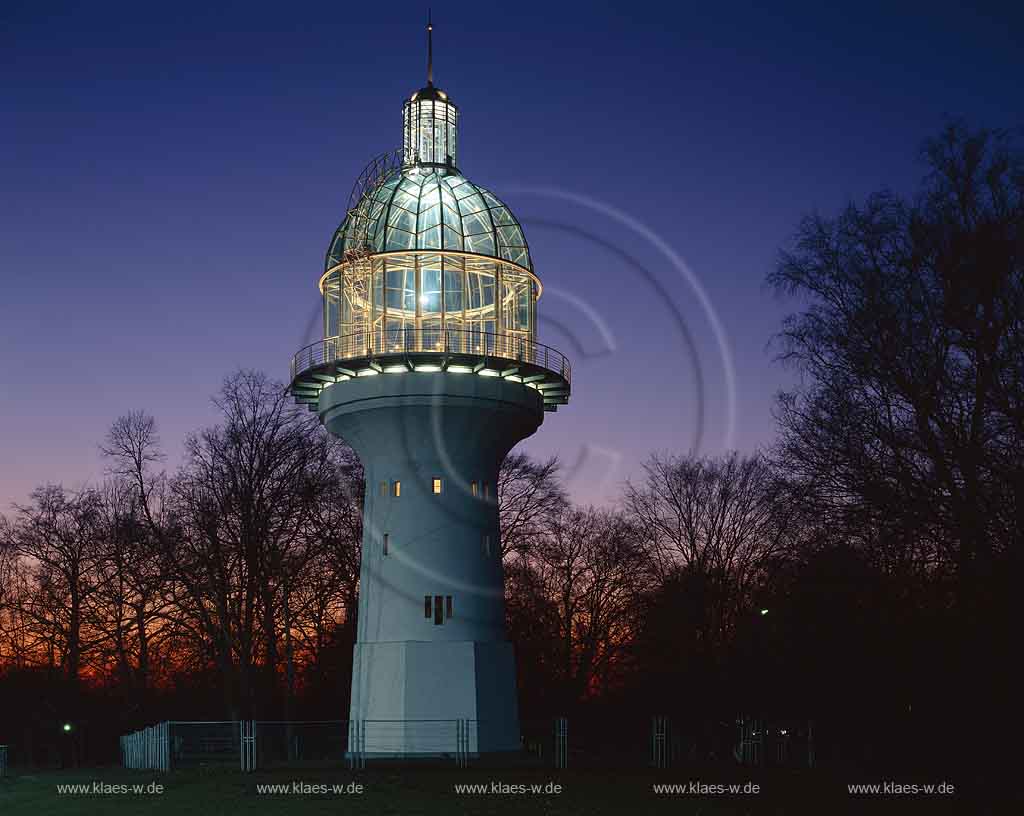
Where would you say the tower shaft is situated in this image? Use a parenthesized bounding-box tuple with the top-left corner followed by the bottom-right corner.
(321, 373, 541, 753)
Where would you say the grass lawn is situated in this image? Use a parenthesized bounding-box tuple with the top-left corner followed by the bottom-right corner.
(0, 764, 964, 815)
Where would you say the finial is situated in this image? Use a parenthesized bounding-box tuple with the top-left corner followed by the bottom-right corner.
(427, 10, 433, 86)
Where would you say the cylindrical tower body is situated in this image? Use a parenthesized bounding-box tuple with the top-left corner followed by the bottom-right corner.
(288, 64, 571, 756)
(321, 373, 541, 752)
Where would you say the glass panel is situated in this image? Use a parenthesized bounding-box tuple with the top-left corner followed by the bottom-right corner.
(444, 266, 463, 313)
(385, 317, 408, 351)
(419, 226, 442, 249)
(480, 190, 504, 209)
(459, 192, 487, 213)
(420, 265, 441, 314)
(386, 229, 415, 251)
(442, 225, 462, 250)
(422, 317, 443, 351)
(388, 207, 417, 232)
(419, 204, 441, 231)
(490, 206, 515, 226)
(462, 212, 490, 236)
(391, 189, 419, 212)
(323, 270, 340, 338)
(440, 187, 458, 213)
(385, 265, 416, 312)
(419, 184, 441, 210)
(497, 225, 524, 249)
(465, 233, 495, 255)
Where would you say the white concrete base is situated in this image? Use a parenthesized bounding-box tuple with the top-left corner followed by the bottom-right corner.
(350, 640, 520, 755)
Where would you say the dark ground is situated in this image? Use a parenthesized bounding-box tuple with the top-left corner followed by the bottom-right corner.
(0, 763, 973, 815)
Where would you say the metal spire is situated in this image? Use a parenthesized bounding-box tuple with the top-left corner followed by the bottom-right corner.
(427, 10, 433, 86)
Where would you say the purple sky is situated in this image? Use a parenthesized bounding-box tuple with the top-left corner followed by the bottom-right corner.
(2, 1, 1021, 509)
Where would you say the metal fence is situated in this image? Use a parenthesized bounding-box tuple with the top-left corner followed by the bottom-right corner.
(120, 716, 816, 773)
(251, 721, 346, 768)
(291, 328, 572, 385)
(120, 720, 479, 772)
(121, 722, 170, 771)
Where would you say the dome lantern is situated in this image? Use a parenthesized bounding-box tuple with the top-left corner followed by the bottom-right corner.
(403, 12, 458, 168)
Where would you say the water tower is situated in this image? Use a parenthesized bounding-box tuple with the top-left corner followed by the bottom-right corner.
(288, 21, 571, 755)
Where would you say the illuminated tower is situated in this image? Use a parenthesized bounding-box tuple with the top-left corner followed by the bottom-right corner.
(288, 20, 570, 755)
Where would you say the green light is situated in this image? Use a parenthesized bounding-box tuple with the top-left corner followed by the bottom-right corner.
(63, 723, 72, 732)
(760, 608, 769, 616)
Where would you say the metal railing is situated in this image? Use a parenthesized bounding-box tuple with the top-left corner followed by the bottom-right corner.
(291, 327, 571, 384)
(121, 722, 171, 772)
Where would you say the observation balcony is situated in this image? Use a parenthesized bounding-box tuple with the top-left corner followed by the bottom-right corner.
(289, 327, 571, 412)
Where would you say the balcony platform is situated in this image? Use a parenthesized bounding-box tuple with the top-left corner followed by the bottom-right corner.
(289, 330, 571, 412)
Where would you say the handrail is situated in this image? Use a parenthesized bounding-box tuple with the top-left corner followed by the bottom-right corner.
(291, 328, 571, 385)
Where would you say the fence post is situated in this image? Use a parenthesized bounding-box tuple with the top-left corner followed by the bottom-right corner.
(240, 720, 256, 772)
(807, 720, 815, 769)
(554, 717, 568, 769)
(0, 745, 7, 777)
(652, 716, 669, 769)
(348, 720, 365, 771)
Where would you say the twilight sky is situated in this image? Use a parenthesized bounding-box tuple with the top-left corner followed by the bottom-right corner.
(2, 1, 1021, 509)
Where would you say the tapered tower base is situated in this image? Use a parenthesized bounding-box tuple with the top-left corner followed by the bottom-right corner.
(350, 640, 519, 755)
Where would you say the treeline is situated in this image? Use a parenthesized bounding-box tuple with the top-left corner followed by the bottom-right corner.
(1, 123, 1020, 777)
(0, 380, 810, 763)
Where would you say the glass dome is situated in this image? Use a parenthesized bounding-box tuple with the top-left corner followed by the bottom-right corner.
(316, 76, 542, 372)
(290, 60, 570, 411)
(325, 166, 532, 272)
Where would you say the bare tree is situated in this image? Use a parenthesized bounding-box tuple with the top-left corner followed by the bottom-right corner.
(3, 486, 105, 683)
(169, 370, 356, 718)
(768, 123, 1024, 600)
(498, 453, 567, 559)
(527, 505, 643, 705)
(625, 452, 789, 649)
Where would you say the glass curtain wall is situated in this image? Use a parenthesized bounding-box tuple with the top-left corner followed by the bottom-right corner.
(322, 253, 535, 358)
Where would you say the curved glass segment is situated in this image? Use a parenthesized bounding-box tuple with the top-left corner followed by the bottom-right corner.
(326, 168, 532, 272)
(322, 251, 537, 357)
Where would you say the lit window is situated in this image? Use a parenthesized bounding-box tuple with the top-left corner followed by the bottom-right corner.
(483, 482, 490, 499)
(434, 594, 444, 625)
(446, 596, 453, 620)
(383, 533, 389, 557)
(432, 478, 443, 494)
(393, 480, 401, 497)
(471, 481, 478, 497)
(424, 596, 432, 618)
(379, 481, 387, 496)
